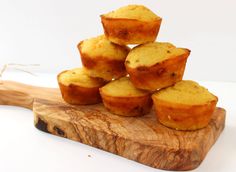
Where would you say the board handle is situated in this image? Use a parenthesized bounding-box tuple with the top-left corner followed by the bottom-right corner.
(0, 80, 60, 110)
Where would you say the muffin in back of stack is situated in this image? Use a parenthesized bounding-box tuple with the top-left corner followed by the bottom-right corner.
(78, 35, 130, 81)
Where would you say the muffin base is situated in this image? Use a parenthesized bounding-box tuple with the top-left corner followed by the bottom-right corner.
(100, 91, 152, 117)
(152, 97, 218, 130)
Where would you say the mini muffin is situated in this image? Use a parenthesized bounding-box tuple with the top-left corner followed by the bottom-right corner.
(152, 80, 218, 131)
(57, 68, 106, 105)
(101, 5, 162, 45)
(125, 42, 190, 91)
(78, 35, 130, 81)
(100, 77, 152, 117)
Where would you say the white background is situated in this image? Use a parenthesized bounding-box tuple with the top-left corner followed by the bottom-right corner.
(0, 0, 236, 82)
(0, 1, 236, 172)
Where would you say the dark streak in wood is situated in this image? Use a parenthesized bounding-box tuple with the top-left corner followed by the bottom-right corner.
(53, 126, 65, 137)
(35, 118, 49, 133)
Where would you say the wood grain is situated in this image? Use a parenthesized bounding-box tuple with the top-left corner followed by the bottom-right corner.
(0, 80, 226, 171)
(0, 81, 60, 109)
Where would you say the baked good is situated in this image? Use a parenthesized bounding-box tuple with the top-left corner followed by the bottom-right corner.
(101, 5, 162, 45)
(57, 68, 106, 105)
(125, 42, 190, 91)
(152, 80, 218, 130)
(99, 77, 152, 116)
(78, 35, 130, 81)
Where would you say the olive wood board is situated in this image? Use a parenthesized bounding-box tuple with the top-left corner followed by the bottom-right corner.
(0, 80, 226, 171)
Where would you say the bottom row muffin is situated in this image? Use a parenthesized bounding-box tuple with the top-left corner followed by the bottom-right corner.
(100, 77, 152, 117)
(152, 80, 218, 130)
(57, 68, 106, 105)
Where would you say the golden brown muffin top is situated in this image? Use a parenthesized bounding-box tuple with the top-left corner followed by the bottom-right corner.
(153, 80, 217, 105)
(59, 68, 105, 88)
(79, 35, 130, 60)
(100, 77, 149, 97)
(103, 5, 161, 22)
(126, 42, 189, 68)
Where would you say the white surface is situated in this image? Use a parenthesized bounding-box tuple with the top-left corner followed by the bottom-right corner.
(0, 72, 236, 172)
(0, 0, 236, 82)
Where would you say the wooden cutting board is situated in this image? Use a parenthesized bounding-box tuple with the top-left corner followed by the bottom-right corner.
(0, 80, 226, 171)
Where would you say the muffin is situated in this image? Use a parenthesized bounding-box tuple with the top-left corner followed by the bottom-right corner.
(125, 42, 190, 91)
(57, 68, 106, 105)
(78, 35, 130, 81)
(101, 5, 162, 45)
(100, 77, 152, 117)
(152, 80, 218, 130)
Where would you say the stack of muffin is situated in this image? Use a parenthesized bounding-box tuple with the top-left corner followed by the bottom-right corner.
(57, 5, 218, 131)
